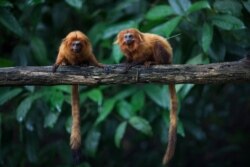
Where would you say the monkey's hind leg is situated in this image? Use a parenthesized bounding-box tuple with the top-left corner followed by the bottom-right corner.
(153, 42, 172, 64)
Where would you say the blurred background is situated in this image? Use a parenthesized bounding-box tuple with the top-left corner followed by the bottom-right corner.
(0, 0, 250, 167)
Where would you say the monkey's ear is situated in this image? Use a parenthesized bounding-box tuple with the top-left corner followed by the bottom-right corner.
(114, 35, 120, 44)
(62, 38, 68, 44)
(82, 38, 89, 46)
(138, 32, 143, 42)
(114, 38, 119, 44)
(62, 38, 70, 47)
(114, 31, 123, 44)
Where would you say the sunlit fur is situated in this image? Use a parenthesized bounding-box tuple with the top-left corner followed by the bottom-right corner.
(115, 28, 177, 166)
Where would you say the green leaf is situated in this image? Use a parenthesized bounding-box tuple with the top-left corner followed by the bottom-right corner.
(12, 44, 30, 66)
(0, 9, 23, 36)
(212, 15, 245, 30)
(144, 85, 169, 109)
(0, 88, 22, 106)
(209, 36, 226, 61)
(25, 120, 34, 131)
(49, 90, 64, 112)
(186, 53, 209, 65)
(169, 0, 191, 15)
(187, 1, 210, 13)
(129, 116, 153, 136)
(26, 0, 45, 6)
(103, 21, 138, 39)
(112, 44, 123, 63)
(116, 101, 134, 119)
(26, 141, 38, 162)
(243, 1, 250, 13)
(214, 0, 242, 16)
(201, 23, 213, 53)
(53, 85, 71, 94)
(85, 129, 101, 157)
(30, 36, 48, 65)
(65, 0, 84, 9)
(88, 22, 107, 45)
(87, 89, 103, 104)
(145, 5, 174, 20)
(94, 99, 116, 126)
(131, 91, 145, 113)
(0, 1, 13, 7)
(24, 86, 35, 93)
(151, 16, 182, 37)
(178, 84, 194, 98)
(177, 120, 185, 137)
(0, 58, 13, 67)
(44, 112, 60, 128)
(113, 87, 136, 101)
(16, 97, 33, 122)
(16, 93, 42, 122)
(65, 117, 72, 133)
(115, 122, 127, 148)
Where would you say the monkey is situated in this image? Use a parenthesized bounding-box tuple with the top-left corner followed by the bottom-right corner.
(115, 28, 178, 166)
(53, 31, 103, 71)
(52, 30, 103, 164)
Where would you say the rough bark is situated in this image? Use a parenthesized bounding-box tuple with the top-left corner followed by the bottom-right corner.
(0, 60, 249, 86)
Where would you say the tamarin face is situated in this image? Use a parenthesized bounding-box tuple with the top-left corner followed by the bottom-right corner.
(115, 28, 144, 54)
(123, 32, 134, 45)
(64, 31, 89, 55)
(71, 40, 82, 53)
(116, 28, 143, 46)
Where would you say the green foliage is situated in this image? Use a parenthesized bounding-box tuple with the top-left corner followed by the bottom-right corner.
(145, 5, 174, 20)
(0, 9, 23, 36)
(201, 23, 213, 53)
(129, 116, 153, 136)
(0, 0, 250, 167)
(114, 121, 127, 148)
(0, 88, 22, 105)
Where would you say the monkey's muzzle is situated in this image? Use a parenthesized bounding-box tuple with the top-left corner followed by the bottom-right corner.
(124, 33, 134, 45)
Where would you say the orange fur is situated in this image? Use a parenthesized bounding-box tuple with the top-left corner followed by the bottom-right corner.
(53, 31, 103, 164)
(115, 28, 172, 66)
(115, 28, 178, 166)
(53, 31, 103, 71)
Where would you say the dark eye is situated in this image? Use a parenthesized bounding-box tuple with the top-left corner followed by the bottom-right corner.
(124, 33, 133, 39)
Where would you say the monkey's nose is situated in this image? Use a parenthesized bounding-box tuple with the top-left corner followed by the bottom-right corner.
(72, 43, 82, 53)
(72, 45, 81, 53)
(125, 39, 133, 45)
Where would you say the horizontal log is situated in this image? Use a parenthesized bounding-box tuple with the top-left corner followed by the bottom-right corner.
(0, 60, 249, 86)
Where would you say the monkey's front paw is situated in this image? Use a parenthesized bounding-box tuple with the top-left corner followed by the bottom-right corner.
(52, 64, 58, 73)
(144, 62, 152, 68)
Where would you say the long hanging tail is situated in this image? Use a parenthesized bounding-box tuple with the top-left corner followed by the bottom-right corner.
(162, 83, 178, 166)
(71, 85, 81, 165)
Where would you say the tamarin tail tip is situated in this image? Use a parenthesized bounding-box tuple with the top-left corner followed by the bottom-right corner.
(72, 148, 81, 166)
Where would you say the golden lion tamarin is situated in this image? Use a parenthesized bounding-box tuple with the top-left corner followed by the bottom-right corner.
(53, 31, 103, 164)
(115, 28, 178, 165)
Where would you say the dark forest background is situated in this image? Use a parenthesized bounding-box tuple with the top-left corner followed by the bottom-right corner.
(0, 0, 250, 167)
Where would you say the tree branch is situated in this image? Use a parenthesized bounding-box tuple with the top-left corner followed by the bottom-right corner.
(0, 60, 249, 86)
